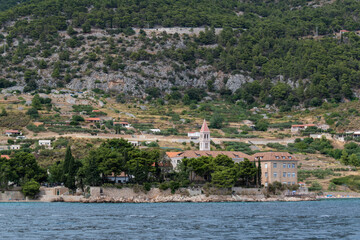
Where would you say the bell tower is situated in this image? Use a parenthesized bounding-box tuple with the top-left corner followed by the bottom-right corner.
(199, 119, 210, 151)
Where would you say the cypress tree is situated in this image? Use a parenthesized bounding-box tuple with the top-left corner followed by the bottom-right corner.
(253, 160, 257, 186)
(63, 146, 76, 192)
(257, 158, 262, 187)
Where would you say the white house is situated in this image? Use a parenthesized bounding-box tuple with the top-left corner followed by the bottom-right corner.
(106, 172, 129, 183)
(39, 140, 52, 148)
(291, 124, 316, 133)
(4, 130, 22, 137)
(128, 140, 139, 147)
(114, 122, 131, 128)
(10, 145, 20, 150)
(188, 132, 200, 139)
(150, 129, 161, 133)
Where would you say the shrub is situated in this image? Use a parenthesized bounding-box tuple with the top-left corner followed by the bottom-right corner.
(308, 181, 322, 191)
(21, 179, 40, 199)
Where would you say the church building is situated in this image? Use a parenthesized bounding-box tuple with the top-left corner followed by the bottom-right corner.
(165, 120, 299, 186)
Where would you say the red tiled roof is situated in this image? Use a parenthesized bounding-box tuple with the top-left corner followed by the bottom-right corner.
(166, 152, 183, 158)
(253, 152, 297, 161)
(92, 110, 101, 112)
(200, 119, 209, 132)
(85, 118, 101, 121)
(5, 130, 20, 133)
(174, 151, 252, 160)
(0, 155, 10, 159)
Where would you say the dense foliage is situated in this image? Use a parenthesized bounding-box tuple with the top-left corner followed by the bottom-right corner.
(0, 0, 359, 107)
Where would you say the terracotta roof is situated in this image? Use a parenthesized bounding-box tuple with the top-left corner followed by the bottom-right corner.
(166, 152, 183, 158)
(5, 130, 20, 133)
(85, 118, 101, 121)
(176, 150, 252, 160)
(200, 119, 210, 132)
(92, 110, 101, 112)
(0, 155, 10, 159)
(253, 152, 297, 161)
(33, 122, 44, 127)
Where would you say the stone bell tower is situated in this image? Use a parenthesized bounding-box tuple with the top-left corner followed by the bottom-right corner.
(199, 119, 210, 151)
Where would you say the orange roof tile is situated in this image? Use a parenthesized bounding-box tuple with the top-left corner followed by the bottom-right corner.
(85, 118, 101, 121)
(166, 152, 183, 158)
(172, 151, 252, 160)
(0, 155, 10, 159)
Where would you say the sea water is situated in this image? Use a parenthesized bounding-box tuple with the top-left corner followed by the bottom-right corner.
(0, 199, 359, 239)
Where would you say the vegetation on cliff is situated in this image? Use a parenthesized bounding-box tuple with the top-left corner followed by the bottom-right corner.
(0, 0, 359, 108)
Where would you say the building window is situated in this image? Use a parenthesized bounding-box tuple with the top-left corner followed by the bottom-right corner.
(288, 182, 291, 185)
(283, 163, 286, 168)
(287, 173, 291, 177)
(292, 182, 295, 185)
(274, 172, 277, 178)
(282, 156, 286, 159)
(265, 163, 268, 169)
(292, 173, 296, 178)
(283, 172, 286, 177)
(292, 163, 295, 168)
(276, 156, 280, 159)
(265, 172, 268, 177)
(265, 182, 268, 187)
(289, 156, 292, 159)
(273, 163, 277, 168)
(288, 164, 291, 168)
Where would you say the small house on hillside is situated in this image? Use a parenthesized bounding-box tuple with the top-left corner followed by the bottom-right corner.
(188, 132, 200, 139)
(114, 122, 131, 128)
(4, 130, 22, 137)
(150, 129, 161, 133)
(10, 145, 20, 150)
(39, 140, 52, 148)
(85, 117, 101, 123)
(106, 172, 129, 183)
(291, 124, 316, 133)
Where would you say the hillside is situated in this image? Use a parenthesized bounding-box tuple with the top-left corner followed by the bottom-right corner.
(0, 0, 359, 109)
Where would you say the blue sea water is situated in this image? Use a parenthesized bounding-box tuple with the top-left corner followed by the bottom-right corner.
(0, 199, 359, 239)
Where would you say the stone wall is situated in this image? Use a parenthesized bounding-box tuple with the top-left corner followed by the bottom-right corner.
(0, 190, 25, 201)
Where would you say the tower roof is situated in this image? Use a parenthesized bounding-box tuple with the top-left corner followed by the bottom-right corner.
(200, 119, 210, 132)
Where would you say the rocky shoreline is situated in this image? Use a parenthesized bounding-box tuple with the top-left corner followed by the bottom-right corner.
(49, 194, 317, 203)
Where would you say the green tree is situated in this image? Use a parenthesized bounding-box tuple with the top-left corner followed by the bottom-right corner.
(0, 108, 7, 116)
(257, 158, 262, 187)
(62, 146, 78, 192)
(211, 167, 237, 188)
(21, 179, 40, 199)
(237, 159, 257, 187)
(340, 150, 349, 165)
(31, 94, 42, 110)
(210, 114, 224, 129)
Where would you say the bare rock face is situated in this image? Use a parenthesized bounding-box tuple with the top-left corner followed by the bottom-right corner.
(226, 74, 254, 93)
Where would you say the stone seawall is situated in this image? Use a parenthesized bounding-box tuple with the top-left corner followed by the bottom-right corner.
(1, 187, 317, 203)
